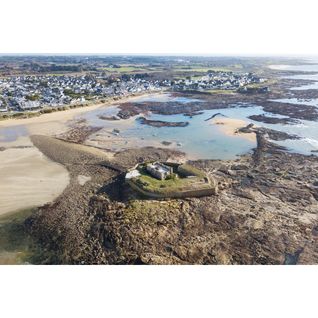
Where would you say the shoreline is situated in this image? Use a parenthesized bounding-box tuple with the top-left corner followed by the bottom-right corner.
(0, 91, 164, 217)
(211, 118, 257, 143)
(0, 90, 165, 128)
(25, 129, 318, 265)
(0, 142, 70, 216)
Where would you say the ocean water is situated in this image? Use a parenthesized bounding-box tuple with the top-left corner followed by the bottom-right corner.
(79, 90, 318, 159)
(269, 64, 318, 72)
(80, 101, 259, 159)
(287, 74, 318, 91)
(277, 70, 318, 91)
(3, 63, 317, 160)
(264, 63, 318, 154)
(270, 98, 318, 107)
(121, 107, 259, 160)
(0, 125, 28, 142)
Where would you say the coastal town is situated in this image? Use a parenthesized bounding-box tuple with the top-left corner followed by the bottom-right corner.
(1, 0, 318, 315)
(0, 70, 267, 113)
(0, 74, 163, 112)
(1, 55, 317, 268)
(172, 71, 267, 92)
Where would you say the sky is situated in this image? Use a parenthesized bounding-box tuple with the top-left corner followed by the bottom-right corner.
(1, 0, 318, 55)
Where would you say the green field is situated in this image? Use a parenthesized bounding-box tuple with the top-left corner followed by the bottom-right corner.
(138, 173, 191, 192)
(102, 65, 154, 73)
(206, 89, 237, 94)
(172, 65, 237, 72)
(131, 164, 210, 195)
(244, 78, 272, 89)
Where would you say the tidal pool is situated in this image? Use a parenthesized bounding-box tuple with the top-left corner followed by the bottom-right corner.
(0, 208, 44, 264)
(79, 93, 318, 158)
(270, 98, 318, 107)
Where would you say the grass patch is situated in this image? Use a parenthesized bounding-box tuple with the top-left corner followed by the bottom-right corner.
(206, 89, 236, 95)
(102, 65, 150, 73)
(137, 171, 192, 193)
(173, 66, 232, 73)
(244, 82, 267, 89)
(130, 164, 210, 195)
(177, 163, 205, 178)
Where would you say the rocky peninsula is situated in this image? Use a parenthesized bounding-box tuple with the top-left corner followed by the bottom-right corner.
(24, 123, 318, 264)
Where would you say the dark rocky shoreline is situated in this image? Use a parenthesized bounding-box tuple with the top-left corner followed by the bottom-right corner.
(112, 72, 318, 126)
(22, 70, 318, 265)
(248, 114, 299, 125)
(25, 128, 318, 264)
(116, 88, 318, 123)
(137, 116, 189, 127)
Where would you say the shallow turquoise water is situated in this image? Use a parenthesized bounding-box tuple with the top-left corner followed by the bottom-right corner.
(2, 63, 318, 160)
(80, 90, 318, 159)
(122, 107, 259, 159)
(80, 97, 259, 159)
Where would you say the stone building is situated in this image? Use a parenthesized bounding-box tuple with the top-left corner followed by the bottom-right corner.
(146, 162, 173, 180)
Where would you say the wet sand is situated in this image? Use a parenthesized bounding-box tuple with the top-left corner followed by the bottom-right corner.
(212, 118, 256, 143)
(0, 143, 70, 216)
(0, 93, 159, 216)
(0, 104, 101, 216)
(85, 128, 172, 152)
(0, 103, 104, 135)
(0, 92, 163, 132)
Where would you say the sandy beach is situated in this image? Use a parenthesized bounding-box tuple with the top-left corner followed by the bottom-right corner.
(212, 118, 256, 143)
(0, 102, 103, 216)
(0, 94, 256, 216)
(0, 92, 162, 216)
(0, 144, 70, 216)
(0, 104, 104, 215)
(0, 92, 163, 131)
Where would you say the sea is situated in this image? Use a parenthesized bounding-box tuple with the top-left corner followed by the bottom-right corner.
(79, 63, 318, 159)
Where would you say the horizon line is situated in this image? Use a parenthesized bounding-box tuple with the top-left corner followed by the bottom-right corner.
(0, 53, 318, 58)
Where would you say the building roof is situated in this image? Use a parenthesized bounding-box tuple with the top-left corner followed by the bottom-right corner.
(125, 169, 141, 179)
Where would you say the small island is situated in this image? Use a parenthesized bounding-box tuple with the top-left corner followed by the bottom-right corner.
(125, 161, 217, 199)
(137, 117, 189, 127)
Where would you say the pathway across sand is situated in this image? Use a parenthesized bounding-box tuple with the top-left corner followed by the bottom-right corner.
(0, 103, 104, 216)
(0, 93, 158, 216)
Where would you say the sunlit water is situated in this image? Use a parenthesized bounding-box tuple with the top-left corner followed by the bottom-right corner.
(79, 91, 318, 158)
(270, 98, 318, 107)
(269, 63, 318, 72)
(264, 63, 318, 154)
(1, 63, 318, 263)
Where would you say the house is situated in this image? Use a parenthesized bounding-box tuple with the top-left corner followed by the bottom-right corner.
(146, 162, 173, 180)
(125, 169, 141, 180)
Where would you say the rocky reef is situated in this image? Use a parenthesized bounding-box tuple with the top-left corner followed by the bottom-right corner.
(137, 116, 189, 127)
(248, 114, 299, 125)
(26, 129, 318, 264)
